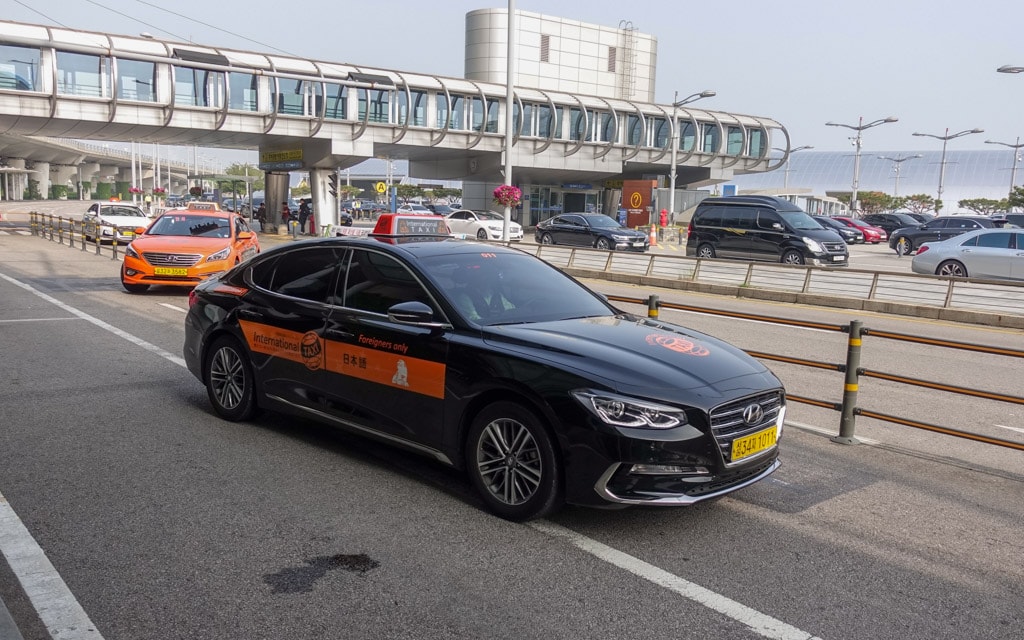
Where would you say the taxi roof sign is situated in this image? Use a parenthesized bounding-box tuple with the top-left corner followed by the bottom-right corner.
(370, 213, 450, 237)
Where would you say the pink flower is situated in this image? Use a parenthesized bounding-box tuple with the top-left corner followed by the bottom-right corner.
(493, 185, 522, 207)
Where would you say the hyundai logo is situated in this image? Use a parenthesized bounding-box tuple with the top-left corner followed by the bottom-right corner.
(742, 403, 764, 425)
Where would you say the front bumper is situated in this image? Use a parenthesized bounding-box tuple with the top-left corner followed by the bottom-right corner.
(122, 255, 231, 288)
(615, 239, 650, 251)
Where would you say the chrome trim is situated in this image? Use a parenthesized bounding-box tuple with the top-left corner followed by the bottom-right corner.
(265, 393, 453, 465)
(593, 458, 780, 505)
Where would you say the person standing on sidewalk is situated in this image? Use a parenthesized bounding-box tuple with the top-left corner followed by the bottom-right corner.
(298, 199, 310, 235)
(280, 201, 291, 234)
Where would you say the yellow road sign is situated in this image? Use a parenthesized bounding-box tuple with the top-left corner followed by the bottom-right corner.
(375, 181, 387, 193)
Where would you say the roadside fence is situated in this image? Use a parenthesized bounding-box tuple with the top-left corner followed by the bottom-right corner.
(621, 293, 1024, 452)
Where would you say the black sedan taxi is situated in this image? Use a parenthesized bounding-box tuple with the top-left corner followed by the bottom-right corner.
(184, 226, 785, 520)
(535, 213, 650, 251)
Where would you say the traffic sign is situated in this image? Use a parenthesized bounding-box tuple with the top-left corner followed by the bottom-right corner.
(375, 182, 387, 194)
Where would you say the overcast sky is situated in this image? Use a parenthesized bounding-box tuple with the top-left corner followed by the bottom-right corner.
(4, 0, 1022, 154)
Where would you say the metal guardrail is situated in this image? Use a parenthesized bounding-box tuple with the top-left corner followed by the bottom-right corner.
(526, 244, 1024, 319)
(626, 294, 1024, 451)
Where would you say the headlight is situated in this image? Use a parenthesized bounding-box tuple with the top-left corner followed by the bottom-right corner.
(610, 234, 632, 241)
(206, 247, 231, 262)
(572, 390, 687, 429)
(125, 243, 139, 259)
(802, 237, 824, 253)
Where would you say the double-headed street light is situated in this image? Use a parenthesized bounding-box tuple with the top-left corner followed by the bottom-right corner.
(773, 145, 813, 190)
(877, 154, 922, 197)
(825, 116, 898, 215)
(668, 90, 716, 220)
(912, 127, 984, 209)
(984, 137, 1023, 198)
(997, 65, 1024, 74)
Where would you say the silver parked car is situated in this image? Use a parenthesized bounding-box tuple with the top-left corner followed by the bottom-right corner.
(911, 228, 1024, 280)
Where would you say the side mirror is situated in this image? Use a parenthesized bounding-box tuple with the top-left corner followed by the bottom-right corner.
(134, 226, 147, 235)
(388, 300, 443, 327)
(237, 231, 254, 240)
(772, 222, 784, 230)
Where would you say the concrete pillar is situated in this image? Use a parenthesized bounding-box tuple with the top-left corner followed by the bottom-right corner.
(309, 167, 338, 231)
(50, 165, 77, 199)
(30, 161, 50, 199)
(265, 172, 291, 230)
(7, 158, 26, 200)
(78, 162, 100, 199)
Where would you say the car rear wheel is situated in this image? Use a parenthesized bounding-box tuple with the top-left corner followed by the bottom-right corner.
(466, 401, 562, 521)
(937, 260, 968, 278)
(781, 250, 805, 265)
(896, 237, 913, 255)
(205, 336, 258, 421)
(540, 233, 555, 245)
(595, 237, 612, 250)
(476, 228, 488, 240)
(696, 244, 716, 259)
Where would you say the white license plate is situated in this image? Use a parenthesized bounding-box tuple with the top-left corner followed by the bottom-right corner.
(832, 255, 845, 261)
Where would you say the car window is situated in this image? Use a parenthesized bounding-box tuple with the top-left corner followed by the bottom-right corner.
(925, 219, 947, 229)
(564, 215, 586, 227)
(755, 209, 781, 230)
(974, 232, 1011, 249)
(778, 210, 820, 230)
(587, 215, 621, 229)
(259, 247, 341, 303)
(338, 249, 433, 315)
(695, 208, 723, 227)
(952, 220, 980, 230)
(149, 214, 231, 238)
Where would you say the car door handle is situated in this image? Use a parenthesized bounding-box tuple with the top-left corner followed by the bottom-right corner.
(236, 309, 264, 320)
(325, 328, 354, 340)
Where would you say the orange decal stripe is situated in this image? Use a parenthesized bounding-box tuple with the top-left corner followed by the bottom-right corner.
(324, 341, 446, 399)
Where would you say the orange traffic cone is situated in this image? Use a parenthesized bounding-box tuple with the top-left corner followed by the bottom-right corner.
(649, 223, 658, 246)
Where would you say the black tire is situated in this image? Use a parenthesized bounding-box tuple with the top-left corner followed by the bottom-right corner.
(696, 244, 716, 259)
(204, 336, 258, 421)
(540, 233, 555, 245)
(476, 228, 488, 240)
(781, 250, 805, 265)
(595, 236, 612, 250)
(937, 260, 968, 278)
(465, 401, 563, 521)
(896, 237, 913, 255)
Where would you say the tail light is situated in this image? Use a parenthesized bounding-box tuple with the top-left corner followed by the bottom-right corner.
(916, 245, 929, 255)
(188, 289, 198, 308)
(686, 221, 694, 235)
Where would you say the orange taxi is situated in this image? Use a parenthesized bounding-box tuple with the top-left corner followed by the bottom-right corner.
(121, 203, 260, 293)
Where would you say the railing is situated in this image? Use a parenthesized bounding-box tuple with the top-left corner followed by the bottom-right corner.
(525, 244, 1024, 324)
(622, 293, 1024, 451)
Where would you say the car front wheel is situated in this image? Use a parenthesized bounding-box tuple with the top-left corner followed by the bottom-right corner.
(466, 401, 562, 521)
(205, 336, 258, 421)
(477, 228, 488, 240)
(696, 244, 716, 259)
(781, 250, 805, 265)
(595, 237, 612, 250)
(937, 260, 968, 278)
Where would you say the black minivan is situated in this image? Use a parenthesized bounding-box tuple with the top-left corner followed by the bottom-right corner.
(685, 196, 848, 266)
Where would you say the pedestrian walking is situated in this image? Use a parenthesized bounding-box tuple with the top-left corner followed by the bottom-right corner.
(280, 201, 291, 234)
(298, 199, 310, 234)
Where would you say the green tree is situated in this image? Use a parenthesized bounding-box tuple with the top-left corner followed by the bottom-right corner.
(856, 191, 893, 215)
(903, 194, 939, 215)
(433, 187, 462, 200)
(958, 198, 1007, 215)
(1008, 186, 1024, 210)
(339, 185, 362, 199)
(291, 184, 311, 197)
(395, 184, 424, 203)
(218, 163, 264, 192)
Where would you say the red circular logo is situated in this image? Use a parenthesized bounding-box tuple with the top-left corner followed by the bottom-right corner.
(645, 334, 710, 356)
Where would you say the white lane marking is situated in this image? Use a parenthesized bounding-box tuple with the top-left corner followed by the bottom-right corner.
(0, 491, 105, 639)
(0, 272, 186, 368)
(159, 303, 188, 313)
(528, 520, 822, 640)
(993, 424, 1024, 435)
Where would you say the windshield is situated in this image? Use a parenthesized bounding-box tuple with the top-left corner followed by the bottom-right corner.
(148, 214, 231, 238)
(421, 251, 614, 325)
(779, 210, 824, 230)
(586, 215, 623, 229)
(102, 206, 147, 218)
(475, 210, 504, 221)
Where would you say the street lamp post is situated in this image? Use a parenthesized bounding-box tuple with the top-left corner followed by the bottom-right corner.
(668, 89, 716, 221)
(997, 65, 1024, 74)
(773, 145, 813, 190)
(825, 116, 898, 216)
(877, 154, 922, 197)
(984, 137, 1023, 198)
(912, 127, 984, 210)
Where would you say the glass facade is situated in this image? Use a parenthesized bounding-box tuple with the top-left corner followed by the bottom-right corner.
(0, 44, 39, 91)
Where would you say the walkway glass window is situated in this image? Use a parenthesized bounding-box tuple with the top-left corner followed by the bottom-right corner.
(323, 83, 346, 119)
(626, 114, 643, 145)
(537, 105, 563, 138)
(56, 51, 109, 98)
(276, 77, 304, 115)
(174, 66, 223, 108)
(652, 117, 668, 148)
(514, 102, 535, 136)
(228, 72, 257, 111)
(702, 122, 720, 154)
(471, 96, 498, 132)
(749, 128, 767, 158)
(117, 59, 155, 102)
(358, 88, 390, 123)
(0, 44, 40, 91)
(600, 112, 616, 143)
(679, 120, 696, 152)
(726, 125, 743, 156)
(397, 89, 426, 126)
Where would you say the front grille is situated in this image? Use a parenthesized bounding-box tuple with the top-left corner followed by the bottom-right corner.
(143, 252, 202, 267)
(822, 241, 847, 254)
(709, 391, 783, 462)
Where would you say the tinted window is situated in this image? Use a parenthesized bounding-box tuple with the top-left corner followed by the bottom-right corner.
(721, 207, 754, 229)
(925, 219, 948, 229)
(778, 210, 822, 230)
(339, 249, 431, 315)
(974, 232, 1011, 249)
(262, 247, 340, 303)
(695, 207, 724, 226)
(755, 209, 781, 230)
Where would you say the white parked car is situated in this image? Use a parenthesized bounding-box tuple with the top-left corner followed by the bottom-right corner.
(83, 202, 151, 243)
(446, 209, 524, 241)
(911, 227, 1024, 281)
(396, 203, 433, 214)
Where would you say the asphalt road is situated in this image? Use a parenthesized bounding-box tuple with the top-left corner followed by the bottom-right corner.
(0, 210, 1022, 640)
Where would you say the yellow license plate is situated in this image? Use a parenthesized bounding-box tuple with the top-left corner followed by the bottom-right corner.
(731, 427, 777, 461)
(154, 267, 188, 276)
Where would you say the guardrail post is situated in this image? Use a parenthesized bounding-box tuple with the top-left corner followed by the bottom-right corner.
(57, 216, 64, 245)
(68, 219, 75, 249)
(647, 294, 660, 319)
(80, 221, 87, 252)
(29, 212, 36, 236)
(95, 223, 101, 255)
(111, 235, 119, 260)
(47, 214, 54, 241)
(832, 319, 863, 445)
